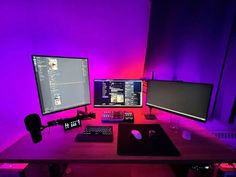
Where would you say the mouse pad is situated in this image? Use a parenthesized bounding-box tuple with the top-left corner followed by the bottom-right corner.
(117, 124, 180, 156)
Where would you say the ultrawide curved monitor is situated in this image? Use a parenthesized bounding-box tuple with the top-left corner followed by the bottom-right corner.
(32, 55, 90, 115)
(146, 80, 213, 122)
(94, 79, 143, 107)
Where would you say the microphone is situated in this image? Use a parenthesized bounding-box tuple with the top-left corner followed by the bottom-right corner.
(24, 114, 43, 143)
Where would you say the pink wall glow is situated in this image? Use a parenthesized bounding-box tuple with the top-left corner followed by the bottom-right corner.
(0, 0, 150, 151)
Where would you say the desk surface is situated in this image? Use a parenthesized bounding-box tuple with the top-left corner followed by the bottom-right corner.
(0, 109, 235, 164)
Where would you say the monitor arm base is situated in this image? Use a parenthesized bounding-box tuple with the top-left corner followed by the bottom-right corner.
(145, 106, 157, 120)
(46, 111, 96, 128)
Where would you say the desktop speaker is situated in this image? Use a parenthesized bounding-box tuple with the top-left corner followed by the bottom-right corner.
(24, 114, 42, 143)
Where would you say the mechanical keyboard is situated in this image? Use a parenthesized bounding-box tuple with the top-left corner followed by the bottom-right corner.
(84, 126, 113, 135)
(75, 126, 113, 142)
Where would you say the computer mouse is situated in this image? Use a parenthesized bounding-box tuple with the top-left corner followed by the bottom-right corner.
(131, 130, 142, 140)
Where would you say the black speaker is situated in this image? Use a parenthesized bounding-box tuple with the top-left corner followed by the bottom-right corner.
(24, 114, 42, 143)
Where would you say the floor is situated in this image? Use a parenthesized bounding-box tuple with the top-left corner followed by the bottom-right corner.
(63, 164, 176, 177)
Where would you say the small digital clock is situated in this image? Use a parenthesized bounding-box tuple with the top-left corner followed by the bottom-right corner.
(63, 119, 81, 131)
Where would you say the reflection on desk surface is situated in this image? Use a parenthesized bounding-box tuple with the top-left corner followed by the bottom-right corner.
(0, 112, 236, 164)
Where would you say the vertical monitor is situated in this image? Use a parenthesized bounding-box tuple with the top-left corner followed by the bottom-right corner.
(146, 80, 213, 122)
(32, 55, 90, 115)
(94, 79, 142, 107)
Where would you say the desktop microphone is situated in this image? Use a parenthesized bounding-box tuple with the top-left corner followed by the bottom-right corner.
(24, 111, 96, 143)
(24, 114, 43, 143)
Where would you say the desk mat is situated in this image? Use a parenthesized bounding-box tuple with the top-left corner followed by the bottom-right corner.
(117, 124, 180, 156)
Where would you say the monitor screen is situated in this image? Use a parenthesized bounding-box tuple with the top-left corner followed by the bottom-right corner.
(94, 79, 142, 107)
(146, 80, 213, 122)
(32, 55, 90, 115)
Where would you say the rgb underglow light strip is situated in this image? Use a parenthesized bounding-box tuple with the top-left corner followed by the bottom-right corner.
(146, 103, 206, 121)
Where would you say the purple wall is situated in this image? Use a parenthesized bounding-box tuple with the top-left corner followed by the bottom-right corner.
(144, 0, 236, 129)
(0, 0, 150, 151)
(214, 15, 236, 126)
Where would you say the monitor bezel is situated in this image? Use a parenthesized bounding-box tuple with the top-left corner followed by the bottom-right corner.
(146, 80, 213, 122)
(32, 55, 91, 115)
(94, 79, 143, 108)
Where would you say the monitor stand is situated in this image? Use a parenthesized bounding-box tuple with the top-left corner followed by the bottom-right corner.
(145, 107, 157, 120)
(76, 106, 96, 120)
